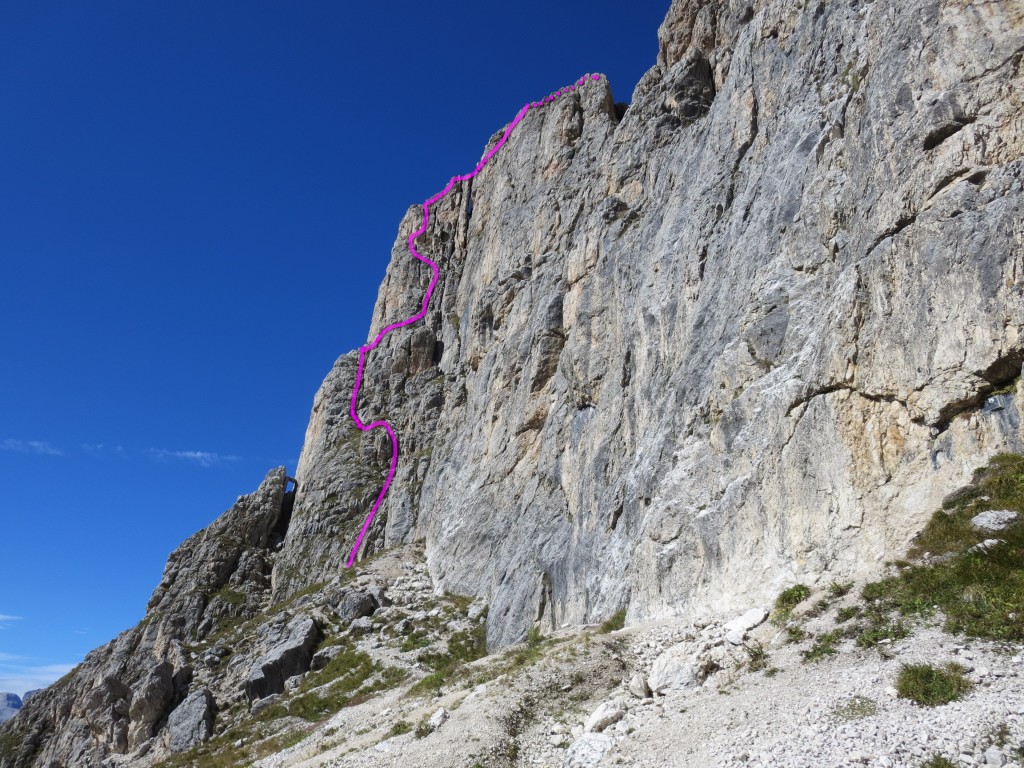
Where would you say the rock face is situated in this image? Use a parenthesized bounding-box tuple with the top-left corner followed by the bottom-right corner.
(0, 695, 20, 724)
(279, 0, 1024, 649)
(0, 468, 293, 767)
(243, 615, 321, 702)
(3, 1, 1024, 765)
(165, 689, 214, 753)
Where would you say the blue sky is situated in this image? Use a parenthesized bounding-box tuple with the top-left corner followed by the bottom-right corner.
(0, 1, 668, 696)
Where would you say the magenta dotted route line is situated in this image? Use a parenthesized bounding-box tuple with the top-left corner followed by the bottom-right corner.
(345, 73, 603, 568)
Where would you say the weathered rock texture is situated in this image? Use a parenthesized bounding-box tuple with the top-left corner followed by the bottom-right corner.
(0, 469, 293, 767)
(3, 0, 1024, 765)
(0, 695, 20, 725)
(280, 0, 1024, 649)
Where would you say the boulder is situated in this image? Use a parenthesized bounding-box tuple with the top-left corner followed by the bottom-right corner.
(723, 607, 769, 645)
(584, 700, 626, 733)
(310, 644, 344, 671)
(244, 615, 321, 701)
(330, 589, 379, 623)
(563, 733, 615, 768)
(349, 616, 375, 636)
(971, 510, 1018, 532)
(426, 707, 449, 732)
(165, 689, 214, 753)
(648, 644, 702, 693)
(127, 662, 174, 749)
(627, 673, 652, 699)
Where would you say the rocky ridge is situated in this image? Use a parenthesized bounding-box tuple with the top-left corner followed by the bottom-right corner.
(2, 0, 1024, 765)
(0, 697, 19, 726)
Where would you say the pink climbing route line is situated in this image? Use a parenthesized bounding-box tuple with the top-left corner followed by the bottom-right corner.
(345, 73, 603, 568)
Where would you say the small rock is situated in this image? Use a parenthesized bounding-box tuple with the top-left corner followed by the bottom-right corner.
(563, 733, 615, 768)
(585, 700, 626, 733)
(467, 599, 488, 621)
(349, 616, 375, 636)
(971, 510, 1018, 532)
(427, 707, 449, 731)
(985, 747, 1007, 765)
(627, 673, 652, 699)
(968, 538, 1005, 554)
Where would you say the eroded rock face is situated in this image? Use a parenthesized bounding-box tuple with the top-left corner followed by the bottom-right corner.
(278, 0, 1024, 651)
(244, 616, 321, 702)
(0, 468, 290, 767)
(165, 689, 214, 753)
(4, 2, 1024, 765)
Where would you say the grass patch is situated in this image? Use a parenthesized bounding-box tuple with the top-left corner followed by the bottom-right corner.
(772, 584, 811, 625)
(599, 609, 626, 634)
(776, 584, 812, 610)
(921, 756, 957, 768)
(388, 720, 412, 737)
(744, 641, 769, 672)
(836, 605, 861, 623)
(406, 622, 488, 698)
(802, 632, 840, 662)
(896, 663, 973, 706)
(828, 581, 854, 598)
(785, 625, 809, 644)
(855, 617, 909, 648)
(831, 695, 878, 721)
(853, 453, 1024, 641)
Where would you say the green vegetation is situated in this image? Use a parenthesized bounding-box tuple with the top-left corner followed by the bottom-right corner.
(784, 625, 809, 644)
(599, 609, 627, 634)
(836, 605, 861, 623)
(388, 720, 412, 737)
(895, 663, 973, 707)
(744, 641, 769, 672)
(210, 584, 247, 606)
(771, 584, 811, 625)
(852, 453, 1024, 642)
(802, 631, 840, 662)
(407, 622, 488, 698)
(828, 581, 855, 598)
(920, 756, 958, 768)
(831, 695, 878, 721)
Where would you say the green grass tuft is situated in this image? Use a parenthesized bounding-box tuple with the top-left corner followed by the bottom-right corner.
(599, 609, 627, 634)
(896, 663, 973, 706)
(802, 632, 840, 662)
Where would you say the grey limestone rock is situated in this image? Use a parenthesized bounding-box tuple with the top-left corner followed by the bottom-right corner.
(165, 689, 214, 753)
(279, 0, 1024, 651)
(5, 1, 1024, 765)
(329, 588, 379, 623)
(0, 694, 20, 724)
(244, 615, 320, 702)
(971, 509, 1019, 531)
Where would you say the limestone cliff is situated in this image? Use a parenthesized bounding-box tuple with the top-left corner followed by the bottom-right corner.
(279, 0, 1024, 649)
(2, 0, 1023, 765)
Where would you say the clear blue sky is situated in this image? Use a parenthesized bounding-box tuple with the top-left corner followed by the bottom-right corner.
(0, 1, 668, 696)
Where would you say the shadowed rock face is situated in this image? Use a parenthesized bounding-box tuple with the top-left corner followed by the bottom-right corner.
(0, 695, 20, 725)
(3, 1, 1024, 765)
(0, 469, 290, 767)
